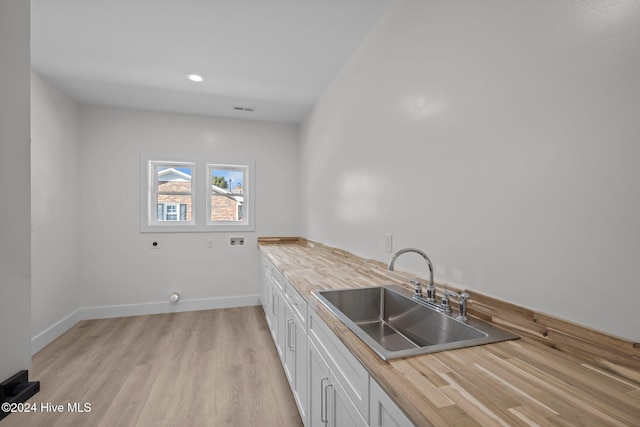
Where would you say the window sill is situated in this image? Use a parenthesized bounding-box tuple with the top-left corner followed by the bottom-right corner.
(140, 223, 255, 233)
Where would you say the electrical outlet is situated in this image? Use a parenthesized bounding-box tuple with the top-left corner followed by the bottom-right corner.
(384, 233, 393, 253)
(229, 237, 245, 247)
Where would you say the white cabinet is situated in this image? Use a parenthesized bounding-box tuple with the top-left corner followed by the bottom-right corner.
(308, 338, 368, 427)
(273, 285, 287, 361)
(308, 310, 369, 423)
(266, 269, 286, 361)
(263, 260, 309, 424)
(369, 380, 414, 427)
(284, 305, 295, 382)
(308, 336, 330, 427)
(283, 278, 310, 422)
(261, 259, 270, 321)
(284, 303, 309, 423)
(262, 257, 414, 427)
(332, 378, 369, 427)
(285, 280, 308, 330)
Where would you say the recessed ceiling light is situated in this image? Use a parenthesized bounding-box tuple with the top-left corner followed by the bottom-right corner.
(186, 73, 204, 83)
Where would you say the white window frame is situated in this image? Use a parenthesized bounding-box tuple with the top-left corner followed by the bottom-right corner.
(146, 160, 196, 230)
(207, 163, 251, 227)
(141, 156, 255, 233)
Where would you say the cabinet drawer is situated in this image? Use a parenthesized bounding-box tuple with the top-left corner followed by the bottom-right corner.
(265, 260, 275, 278)
(308, 309, 369, 423)
(284, 280, 308, 330)
(265, 260, 285, 292)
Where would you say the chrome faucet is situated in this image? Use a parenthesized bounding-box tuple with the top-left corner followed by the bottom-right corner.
(388, 248, 436, 303)
(388, 248, 471, 322)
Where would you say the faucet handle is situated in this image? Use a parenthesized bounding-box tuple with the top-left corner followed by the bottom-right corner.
(440, 290, 458, 314)
(442, 290, 459, 300)
(410, 280, 422, 297)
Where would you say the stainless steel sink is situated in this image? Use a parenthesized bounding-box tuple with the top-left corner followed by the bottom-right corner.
(313, 285, 519, 360)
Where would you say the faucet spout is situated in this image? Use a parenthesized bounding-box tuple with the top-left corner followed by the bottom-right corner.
(388, 248, 435, 302)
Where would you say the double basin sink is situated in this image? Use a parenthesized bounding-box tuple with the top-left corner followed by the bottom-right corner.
(313, 285, 518, 360)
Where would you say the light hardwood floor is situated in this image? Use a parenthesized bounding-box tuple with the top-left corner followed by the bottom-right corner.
(3, 306, 303, 427)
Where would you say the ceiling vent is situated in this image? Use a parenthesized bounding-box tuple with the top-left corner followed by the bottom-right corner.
(233, 106, 255, 112)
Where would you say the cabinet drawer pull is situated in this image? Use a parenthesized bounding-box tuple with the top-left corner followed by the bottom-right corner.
(320, 377, 330, 424)
(290, 320, 296, 350)
(323, 381, 333, 424)
(287, 319, 294, 351)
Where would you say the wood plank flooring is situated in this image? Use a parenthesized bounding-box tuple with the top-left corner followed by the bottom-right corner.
(3, 306, 303, 427)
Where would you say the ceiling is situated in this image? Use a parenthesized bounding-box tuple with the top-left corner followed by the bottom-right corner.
(31, 0, 391, 123)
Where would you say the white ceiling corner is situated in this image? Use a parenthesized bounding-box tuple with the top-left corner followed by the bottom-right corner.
(31, 0, 391, 123)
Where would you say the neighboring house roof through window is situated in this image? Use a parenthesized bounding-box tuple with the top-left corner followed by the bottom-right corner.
(158, 167, 192, 182)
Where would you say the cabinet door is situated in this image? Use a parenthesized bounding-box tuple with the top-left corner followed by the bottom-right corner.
(293, 317, 308, 424)
(329, 375, 368, 427)
(309, 338, 367, 427)
(285, 307, 308, 425)
(370, 380, 414, 427)
(284, 305, 295, 384)
(308, 310, 369, 422)
(261, 262, 268, 313)
(308, 339, 331, 427)
(271, 287, 285, 360)
(264, 278, 274, 331)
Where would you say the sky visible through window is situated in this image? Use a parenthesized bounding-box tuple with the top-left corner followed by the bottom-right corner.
(211, 169, 243, 190)
(159, 166, 243, 188)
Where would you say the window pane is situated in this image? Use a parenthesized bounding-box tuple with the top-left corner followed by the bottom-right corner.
(152, 163, 193, 223)
(209, 165, 246, 222)
(157, 166, 192, 193)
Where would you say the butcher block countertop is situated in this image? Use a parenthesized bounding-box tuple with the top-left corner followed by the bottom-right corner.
(259, 238, 640, 426)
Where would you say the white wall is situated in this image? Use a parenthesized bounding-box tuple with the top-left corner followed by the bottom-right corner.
(78, 106, 299, 314)
(0, 0, 31, 379)
(30, 71, 80, 352)
(300, 0, 640, 340)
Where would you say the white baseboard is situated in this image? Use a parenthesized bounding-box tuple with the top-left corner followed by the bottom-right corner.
(31, 309, 81, 355)
(79, 295, 261, 320)
(31, 295, 260, 355)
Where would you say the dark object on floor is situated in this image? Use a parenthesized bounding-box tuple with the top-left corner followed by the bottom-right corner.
(0, 370, 40, 420)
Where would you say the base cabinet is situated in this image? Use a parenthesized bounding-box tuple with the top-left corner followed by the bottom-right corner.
(308, 339, 367, 427)
(271, 283, 286, 360)
(308, 337, 330, 427)
(285, 304, 308, 423)
(261, 261, 271, 327)
(370, 380, 413, 427)
(261, 257, 415, 427)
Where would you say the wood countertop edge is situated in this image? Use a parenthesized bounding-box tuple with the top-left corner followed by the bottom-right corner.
(259, 239, 640, 426)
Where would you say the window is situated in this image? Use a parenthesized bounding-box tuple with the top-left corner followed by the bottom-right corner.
(141, 157, 254, 232)
(208, 164, 249, 225)
(147, 162, 195, 227)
